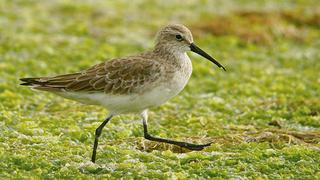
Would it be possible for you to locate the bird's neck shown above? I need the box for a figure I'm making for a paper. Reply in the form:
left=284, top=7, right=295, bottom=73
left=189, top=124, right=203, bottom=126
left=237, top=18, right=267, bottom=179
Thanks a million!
left=152, top=44, right=192, bottom=81
left=153, top=44, right=190, bottom=67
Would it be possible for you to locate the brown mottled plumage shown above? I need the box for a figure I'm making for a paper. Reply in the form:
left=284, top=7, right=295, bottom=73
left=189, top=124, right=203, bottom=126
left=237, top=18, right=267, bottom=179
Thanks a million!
left=20, top=24, right=225, bottom=163
left=21, top=55, right=163, bottom=94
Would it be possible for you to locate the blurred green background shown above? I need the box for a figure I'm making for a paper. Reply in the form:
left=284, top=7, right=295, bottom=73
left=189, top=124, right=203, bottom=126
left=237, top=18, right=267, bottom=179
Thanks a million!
left=0, top=0, right=319, bottom=179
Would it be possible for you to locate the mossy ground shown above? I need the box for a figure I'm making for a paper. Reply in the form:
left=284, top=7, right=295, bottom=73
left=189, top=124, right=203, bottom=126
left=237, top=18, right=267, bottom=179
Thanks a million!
left=1, top=0, right=320, bottom=179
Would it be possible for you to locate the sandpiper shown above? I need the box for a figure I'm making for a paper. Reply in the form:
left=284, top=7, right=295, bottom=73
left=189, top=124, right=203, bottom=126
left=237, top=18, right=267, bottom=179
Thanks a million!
left=20, top=24, right=226, bottom=163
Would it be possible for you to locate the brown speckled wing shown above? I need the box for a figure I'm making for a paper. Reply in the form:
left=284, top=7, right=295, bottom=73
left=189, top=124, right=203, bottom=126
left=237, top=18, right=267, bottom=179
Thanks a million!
left=33, top=58, right=162, bottom=95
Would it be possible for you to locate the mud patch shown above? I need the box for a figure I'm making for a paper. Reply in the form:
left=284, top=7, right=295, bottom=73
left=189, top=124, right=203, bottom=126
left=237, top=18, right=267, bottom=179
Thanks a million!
left=192, top=9, right=320, bottom=45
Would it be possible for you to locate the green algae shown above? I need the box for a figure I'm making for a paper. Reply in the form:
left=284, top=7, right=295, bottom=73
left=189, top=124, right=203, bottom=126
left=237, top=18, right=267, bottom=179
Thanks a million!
left=0, top=0, right=319, bottom=179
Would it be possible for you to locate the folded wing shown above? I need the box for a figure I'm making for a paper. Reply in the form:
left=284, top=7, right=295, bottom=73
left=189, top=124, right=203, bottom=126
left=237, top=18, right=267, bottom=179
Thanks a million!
left=20, top=58, right=162, bottom=95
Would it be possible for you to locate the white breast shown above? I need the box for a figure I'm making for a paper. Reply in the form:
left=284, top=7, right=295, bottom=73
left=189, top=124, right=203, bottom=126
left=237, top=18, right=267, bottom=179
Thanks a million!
left=169, top=52, right=193, bottom=93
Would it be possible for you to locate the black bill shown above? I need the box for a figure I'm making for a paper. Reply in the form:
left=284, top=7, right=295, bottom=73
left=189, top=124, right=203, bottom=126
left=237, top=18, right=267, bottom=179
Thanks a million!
left=190, top=43, right=226, bottom=71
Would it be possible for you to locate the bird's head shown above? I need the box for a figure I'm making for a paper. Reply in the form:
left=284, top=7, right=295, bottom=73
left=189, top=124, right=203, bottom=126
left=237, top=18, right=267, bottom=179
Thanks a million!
left=155, top=24, right=226, bottom=71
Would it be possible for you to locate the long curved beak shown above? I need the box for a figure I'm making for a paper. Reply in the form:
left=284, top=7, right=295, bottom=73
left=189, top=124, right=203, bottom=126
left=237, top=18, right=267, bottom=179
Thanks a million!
left=190, top=43, right=226, bottom=71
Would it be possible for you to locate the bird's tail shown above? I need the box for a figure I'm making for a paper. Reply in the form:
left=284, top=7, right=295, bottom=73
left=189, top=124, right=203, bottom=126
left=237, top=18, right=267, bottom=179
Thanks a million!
left=20, top=72, right=84, bottom=92
left=20, top=77, right=63, bottom=92
left=20, top=77, right=44, bottom=86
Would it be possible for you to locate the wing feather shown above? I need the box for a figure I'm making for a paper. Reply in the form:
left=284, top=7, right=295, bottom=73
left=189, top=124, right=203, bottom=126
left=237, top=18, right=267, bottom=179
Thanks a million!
left=26, top=57, right=163, bottom=95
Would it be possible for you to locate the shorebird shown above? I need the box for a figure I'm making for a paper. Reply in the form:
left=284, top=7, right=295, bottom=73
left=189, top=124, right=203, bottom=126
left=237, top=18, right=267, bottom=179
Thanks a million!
left=20, top=24, right=226, bottom=163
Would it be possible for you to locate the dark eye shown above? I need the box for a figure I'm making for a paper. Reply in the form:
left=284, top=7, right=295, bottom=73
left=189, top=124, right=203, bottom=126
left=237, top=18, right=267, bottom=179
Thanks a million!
left=175, top=34, right=183, bottom=41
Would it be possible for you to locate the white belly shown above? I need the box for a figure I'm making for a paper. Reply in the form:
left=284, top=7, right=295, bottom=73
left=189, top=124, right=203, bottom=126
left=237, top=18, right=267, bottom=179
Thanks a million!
left=59, top=72, right=190, bottom=114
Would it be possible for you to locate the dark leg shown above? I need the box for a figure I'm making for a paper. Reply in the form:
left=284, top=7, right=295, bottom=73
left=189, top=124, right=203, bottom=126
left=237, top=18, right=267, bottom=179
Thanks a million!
left=91, top=115, right=113, bottom=163
left=141, top=110, right=211, bottom=151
